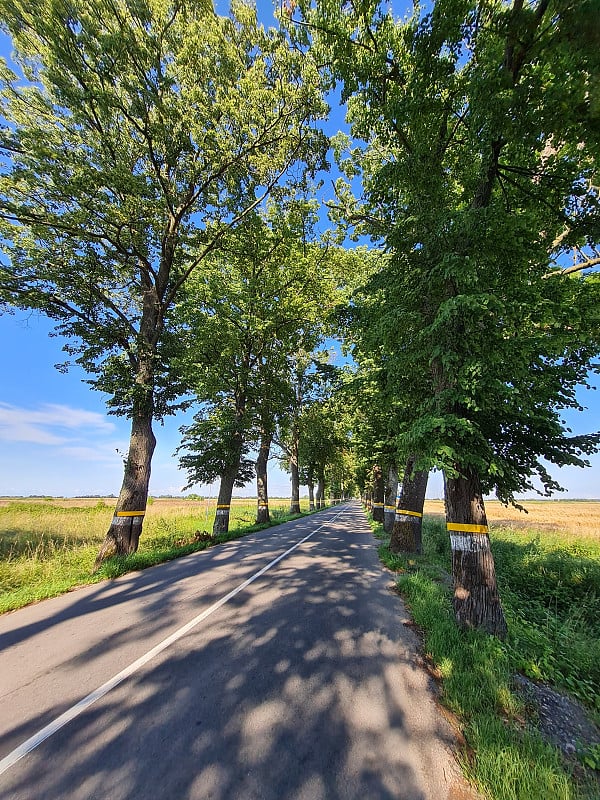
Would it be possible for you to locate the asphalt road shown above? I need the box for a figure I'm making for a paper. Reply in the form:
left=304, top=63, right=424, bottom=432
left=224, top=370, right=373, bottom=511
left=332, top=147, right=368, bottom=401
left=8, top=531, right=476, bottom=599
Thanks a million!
left=0, top=501, right=464, bottom=799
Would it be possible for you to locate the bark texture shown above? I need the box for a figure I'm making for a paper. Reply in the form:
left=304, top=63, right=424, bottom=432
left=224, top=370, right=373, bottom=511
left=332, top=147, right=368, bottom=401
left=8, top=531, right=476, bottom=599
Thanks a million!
left=94, top=397, right=156, bottom=568
left=255, top=432, right=271, bottom=525
left=213, top=425, right=245, bottom=535
left=371, top=464, right=385, bottom=522
left=389, top=458, right=427, bottom=554
left=307, top=479, right=315, bottom=511
left=289, top=429, right=301, bottom=514
left=213, top=470, right=237, bottom=535
left=383, top=464, right=398, bottom=534
left=316, top=469, right=325, bottom=508
left=445, top=468, right=507, bottom=637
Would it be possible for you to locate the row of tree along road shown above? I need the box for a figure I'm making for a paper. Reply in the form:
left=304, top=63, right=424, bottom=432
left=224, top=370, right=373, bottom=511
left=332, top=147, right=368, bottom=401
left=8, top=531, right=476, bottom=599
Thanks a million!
left=1, top=0, right=599, bottom=636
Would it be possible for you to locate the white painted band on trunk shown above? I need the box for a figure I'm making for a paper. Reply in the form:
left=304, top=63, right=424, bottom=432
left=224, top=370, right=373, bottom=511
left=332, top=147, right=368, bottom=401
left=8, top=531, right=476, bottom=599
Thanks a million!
left=0, top=504, right=350, bottom=777
left=450, top=533, right=490, bottom=553
left=215, top=509, right=229, bottom=516
left=111, top=516, right=137, bottom=527
left=395, top=513, right=420, bottom=523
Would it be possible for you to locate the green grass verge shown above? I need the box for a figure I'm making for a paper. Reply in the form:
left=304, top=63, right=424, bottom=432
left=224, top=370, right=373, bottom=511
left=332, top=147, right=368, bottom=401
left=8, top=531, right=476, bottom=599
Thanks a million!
left=375, top=516, right=600, bottom=800
left=0, top=502, right=314, bottom=614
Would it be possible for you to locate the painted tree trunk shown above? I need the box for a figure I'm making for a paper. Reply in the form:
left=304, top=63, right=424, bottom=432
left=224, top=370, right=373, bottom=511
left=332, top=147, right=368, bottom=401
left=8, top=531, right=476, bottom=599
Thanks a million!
left=289, top=430, right=301, bottom=514
left=316, top=469, right=325, bottom=508
left=383, top=464, right=398, bottom=533
left=444, top=468, right=507, bottom=638
left=213, top=470, right=237, bottom=535
left=371, top=464, right=385, bottom=522
left=95, top=378, right=156, bottom=568
left=389, top=457, right=428, bottom=554
left=255, top=432, right=271, bottom=525
left=307, top=475, right=315, bottom=511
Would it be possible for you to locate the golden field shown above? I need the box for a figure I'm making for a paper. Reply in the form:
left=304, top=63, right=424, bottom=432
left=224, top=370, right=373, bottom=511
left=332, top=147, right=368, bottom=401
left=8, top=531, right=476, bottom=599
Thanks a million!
left=424, top=499, right=600, bottom=540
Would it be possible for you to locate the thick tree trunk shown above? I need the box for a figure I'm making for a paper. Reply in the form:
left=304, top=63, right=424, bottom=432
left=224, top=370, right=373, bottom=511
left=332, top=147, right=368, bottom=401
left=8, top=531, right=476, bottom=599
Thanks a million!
left=213, top=421, right=245, bottom=535
left=255, top=431, right=271, bottom=525
left=213, top=466, right=239, bottom=535
left=371, top=464, right=385, bottom=522
left=444, top=468, right=507, bottom=638
left=383, top=463, right=398, bottom=533
left=389, top=457, right=428, bottom=554
left=94, top=407, right=156, bottom=567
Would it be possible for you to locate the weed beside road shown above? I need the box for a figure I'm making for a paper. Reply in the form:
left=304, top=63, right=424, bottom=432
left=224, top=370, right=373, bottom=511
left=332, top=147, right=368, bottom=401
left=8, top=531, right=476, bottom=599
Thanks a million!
left=376, top=515, right=600, bottom=800
left=0, top=497, right=310, bottom=613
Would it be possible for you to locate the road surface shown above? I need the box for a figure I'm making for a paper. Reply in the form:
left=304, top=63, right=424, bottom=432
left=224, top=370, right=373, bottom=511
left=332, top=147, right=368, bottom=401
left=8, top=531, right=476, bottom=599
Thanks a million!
left=0, top=501, right=467, bottom=799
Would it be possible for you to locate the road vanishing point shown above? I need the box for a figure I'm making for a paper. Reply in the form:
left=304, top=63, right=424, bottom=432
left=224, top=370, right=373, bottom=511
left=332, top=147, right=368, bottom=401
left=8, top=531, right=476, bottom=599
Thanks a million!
left=0, top=501, right=470, bottom=800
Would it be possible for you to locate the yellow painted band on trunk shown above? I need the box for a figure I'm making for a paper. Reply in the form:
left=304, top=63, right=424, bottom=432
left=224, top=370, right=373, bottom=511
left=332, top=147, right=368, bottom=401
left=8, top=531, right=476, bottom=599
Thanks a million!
left=217, top=505, right=230, bottom=510
left=446, top=523, right=488, bottom=534
left=115, top=511, right=146, bottom=517
left=384, top=505, right=396, bottom=511
left=397, top=509, right=423, bottom=518
left=372, top=503, right=384, bottom=508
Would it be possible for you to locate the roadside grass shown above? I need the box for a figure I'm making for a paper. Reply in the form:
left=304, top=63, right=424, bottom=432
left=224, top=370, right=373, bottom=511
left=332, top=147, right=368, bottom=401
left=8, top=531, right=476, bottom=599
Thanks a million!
left=0, top=498, right=312, bottom=613
left=375, top=517, right=600, bottom=800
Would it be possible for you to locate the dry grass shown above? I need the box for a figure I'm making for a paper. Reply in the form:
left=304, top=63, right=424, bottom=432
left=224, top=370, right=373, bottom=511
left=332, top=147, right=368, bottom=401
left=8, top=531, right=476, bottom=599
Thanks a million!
left=0, top=496, right=311, bottom=612
left=424, top=499, right=600, bottom=540
left=0, top=496, right=303, bottom=559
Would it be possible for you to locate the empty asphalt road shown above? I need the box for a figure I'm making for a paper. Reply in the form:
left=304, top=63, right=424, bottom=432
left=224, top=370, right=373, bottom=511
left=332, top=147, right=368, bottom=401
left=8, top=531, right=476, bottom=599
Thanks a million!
left=0, top=501, right=466, bottom=799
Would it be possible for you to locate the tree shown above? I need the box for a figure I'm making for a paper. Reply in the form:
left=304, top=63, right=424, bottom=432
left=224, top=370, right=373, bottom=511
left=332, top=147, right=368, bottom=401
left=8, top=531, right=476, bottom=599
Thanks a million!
left=294, top=0, right=600, bottom=635
left=177, top=205, right=336, bottom=531
left=298, top=394, right=353, bottom=507
left=0, top=0, right=327, bottom=562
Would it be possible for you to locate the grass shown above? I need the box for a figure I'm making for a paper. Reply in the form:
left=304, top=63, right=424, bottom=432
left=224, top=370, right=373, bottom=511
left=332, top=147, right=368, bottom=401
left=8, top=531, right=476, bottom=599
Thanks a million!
left=0, top=497, right=313, bottom=613
left=375, top=514, right=600, bottom=800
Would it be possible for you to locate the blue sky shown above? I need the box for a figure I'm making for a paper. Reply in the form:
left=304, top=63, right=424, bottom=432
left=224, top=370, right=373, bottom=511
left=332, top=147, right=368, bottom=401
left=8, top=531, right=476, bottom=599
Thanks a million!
left=0, top=1, right=598, bottom=500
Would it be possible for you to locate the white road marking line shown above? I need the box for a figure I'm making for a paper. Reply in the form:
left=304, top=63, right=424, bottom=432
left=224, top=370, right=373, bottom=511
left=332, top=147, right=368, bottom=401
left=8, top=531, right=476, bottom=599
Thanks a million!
left=0, top=505, right=350, bottom=776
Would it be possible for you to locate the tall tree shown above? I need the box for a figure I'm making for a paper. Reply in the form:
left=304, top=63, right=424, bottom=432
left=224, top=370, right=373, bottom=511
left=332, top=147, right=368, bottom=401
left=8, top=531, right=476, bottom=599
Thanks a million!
left=0, top=0, right=327, bottom=562
left=177, top=206, right=335, bottom=532
left=294, top=0, right=600, bottom=635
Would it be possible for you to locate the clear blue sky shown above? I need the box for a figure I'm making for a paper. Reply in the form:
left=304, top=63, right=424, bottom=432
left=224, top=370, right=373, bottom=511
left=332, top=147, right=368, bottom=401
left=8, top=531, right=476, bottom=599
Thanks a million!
left=0, top=1, right=598, bottom=500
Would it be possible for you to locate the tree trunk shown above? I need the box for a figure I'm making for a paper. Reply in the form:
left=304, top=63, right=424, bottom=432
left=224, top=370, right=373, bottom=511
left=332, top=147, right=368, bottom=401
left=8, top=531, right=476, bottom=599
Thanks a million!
left=383, top=463, right=398, bottom=533
left=289, top=429, right=301, bottom=514
left=94, top=407, right=156, bottom=568
left=307, top=469, right=315, bottom=511
left=444, top=468, right=507, bottom=638
left=316, top=468, right=325, bottom=508
left=389, top=456, right=428, bottom=554
left=213, top=420, right=245, bottom=535
left=371, top=464, right=385, bottom=522
left=255, top=431, right=272, bottom=525
left=213, top=467, right=239, bottom=535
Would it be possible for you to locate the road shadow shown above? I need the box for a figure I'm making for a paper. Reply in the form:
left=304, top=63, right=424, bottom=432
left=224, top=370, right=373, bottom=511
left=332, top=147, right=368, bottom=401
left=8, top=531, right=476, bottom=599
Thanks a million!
left=1, top=506, right=456, bottom=799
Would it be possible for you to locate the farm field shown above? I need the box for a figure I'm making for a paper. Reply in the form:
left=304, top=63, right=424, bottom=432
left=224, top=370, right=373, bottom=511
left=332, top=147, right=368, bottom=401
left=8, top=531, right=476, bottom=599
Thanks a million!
left=0, top=496, right=312, bottom=613
left=424, top=499, right=600, bottom=539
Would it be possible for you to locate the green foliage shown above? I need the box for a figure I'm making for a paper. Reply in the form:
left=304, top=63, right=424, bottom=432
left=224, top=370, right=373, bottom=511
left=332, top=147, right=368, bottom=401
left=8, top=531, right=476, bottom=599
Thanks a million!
left=0, top=0, right=328, bottom=421
left=295, top=0, right=600, bottom=504
left=177, top=405, right=255, bottom=488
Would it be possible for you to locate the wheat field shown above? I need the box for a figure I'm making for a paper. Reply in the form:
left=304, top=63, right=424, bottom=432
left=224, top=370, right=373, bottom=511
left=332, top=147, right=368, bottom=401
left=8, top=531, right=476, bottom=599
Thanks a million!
left=424, top=499, right=600, bottom=539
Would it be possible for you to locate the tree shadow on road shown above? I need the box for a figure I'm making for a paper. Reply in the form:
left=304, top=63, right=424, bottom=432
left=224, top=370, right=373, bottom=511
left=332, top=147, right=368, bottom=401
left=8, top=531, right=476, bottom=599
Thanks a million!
left=1, top=507, right=458, bottom=800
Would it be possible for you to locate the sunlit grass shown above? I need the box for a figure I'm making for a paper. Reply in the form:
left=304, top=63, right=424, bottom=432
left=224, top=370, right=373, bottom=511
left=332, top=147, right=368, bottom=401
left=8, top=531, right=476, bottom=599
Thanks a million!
left=377, top=515, right=600, bottom=800
left=0, top=497, right=312, bottom=613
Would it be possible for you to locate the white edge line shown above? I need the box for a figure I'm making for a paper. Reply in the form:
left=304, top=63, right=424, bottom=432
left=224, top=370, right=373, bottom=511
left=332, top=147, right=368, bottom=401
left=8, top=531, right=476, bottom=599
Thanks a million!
left=0, top=505, right=350, bottom=776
